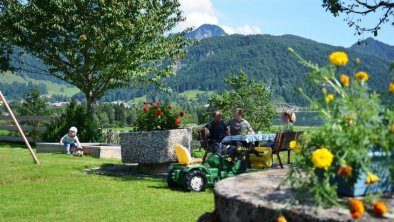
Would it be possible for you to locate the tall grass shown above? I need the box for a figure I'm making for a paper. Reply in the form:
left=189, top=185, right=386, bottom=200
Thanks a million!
left=0, top=143, right=214, bottom=222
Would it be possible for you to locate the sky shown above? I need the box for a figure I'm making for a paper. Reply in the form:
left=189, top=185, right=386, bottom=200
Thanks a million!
left=177, top=0, right=394, bottom=47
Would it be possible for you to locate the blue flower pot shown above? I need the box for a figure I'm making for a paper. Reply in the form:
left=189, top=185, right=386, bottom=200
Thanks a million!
left=336, top=151, right=394, bottom=197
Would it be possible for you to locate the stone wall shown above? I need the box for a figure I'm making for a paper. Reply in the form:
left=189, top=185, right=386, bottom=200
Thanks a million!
left=205, top=170, right=394, bottom=222
left=120, top=128, right=192, bottom=164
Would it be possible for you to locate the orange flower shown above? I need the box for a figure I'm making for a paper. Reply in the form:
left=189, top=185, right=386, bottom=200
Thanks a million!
left=349, top=199, right=365, bottom=219
left=174, top=118, right=181, bottom=125
left=143, top=106, right=149, bottom=113
left=389, top=83, right=394, bottom=93
left=276, top=215, right=287, bottom=222
left=340, top=74, right=350, bottom=87
left=337, top=165, right=352, bottom=177
left=355, top=71, right=369, bottom=82
left=373, top=201, right=388, bottom=217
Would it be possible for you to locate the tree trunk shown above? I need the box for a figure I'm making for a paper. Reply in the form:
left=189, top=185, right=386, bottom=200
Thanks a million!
left=85, top=92, right=95, bottom=118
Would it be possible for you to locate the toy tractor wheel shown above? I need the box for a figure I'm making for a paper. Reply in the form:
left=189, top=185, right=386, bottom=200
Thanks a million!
left=184, top=169, right=207, bottom=192
left=167, top=169, right=180, bottom=189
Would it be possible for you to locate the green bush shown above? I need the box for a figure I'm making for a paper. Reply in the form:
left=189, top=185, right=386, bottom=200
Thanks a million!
left=43, top=100, right=102, bottom=142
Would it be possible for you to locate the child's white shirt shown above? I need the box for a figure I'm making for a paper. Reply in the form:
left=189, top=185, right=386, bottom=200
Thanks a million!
left=61, top=134, right=81, bottom=147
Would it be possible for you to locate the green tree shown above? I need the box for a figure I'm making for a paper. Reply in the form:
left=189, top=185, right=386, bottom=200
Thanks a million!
left=0, top=0, right=191, bottom=116
left=322, top=0, right=394, bottom=37
left=208, top=71, right=276, bottom=132
left=18, top=88, right=50, bottom=116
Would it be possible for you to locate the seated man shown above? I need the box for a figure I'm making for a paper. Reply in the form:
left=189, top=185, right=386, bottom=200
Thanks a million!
left=227, top=108, right=254, bottom=136
left=204, top=111, right=229, bottom=153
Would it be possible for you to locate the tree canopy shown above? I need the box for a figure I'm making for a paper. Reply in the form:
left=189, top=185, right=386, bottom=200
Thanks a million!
left=0, top=0, right=191, bottom=115
left=322, top=0, right=394, bottom=37
left=208, top=71, right=276, bottom=132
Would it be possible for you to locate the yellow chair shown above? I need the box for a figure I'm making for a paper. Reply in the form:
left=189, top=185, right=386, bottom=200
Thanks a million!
left=175, top=144, right=202, bottom=165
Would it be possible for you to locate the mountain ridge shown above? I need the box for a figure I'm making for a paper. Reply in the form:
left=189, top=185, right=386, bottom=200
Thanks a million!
left=1, top=24, right=393, bottom=105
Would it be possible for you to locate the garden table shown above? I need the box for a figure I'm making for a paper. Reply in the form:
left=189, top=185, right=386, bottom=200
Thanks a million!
left=221, top=133, right=276, bottom=144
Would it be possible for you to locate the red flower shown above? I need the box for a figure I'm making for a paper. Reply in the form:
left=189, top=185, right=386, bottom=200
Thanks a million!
left=150, top=102, right=153, bottom=105
left=154, top=105, right=158, bottom=109
left=175, top=118, right=181, bottom=125
left=168, top=105, right=172, bottom=109
left=143, top=106, right=149, bottom=113
left=157, top=102, right=161, bottom=106
left=156, top=110, right=162, bottom=116
left=179, top=111, right=184, bottom=117
left=143, top=101, right=147, bottom=105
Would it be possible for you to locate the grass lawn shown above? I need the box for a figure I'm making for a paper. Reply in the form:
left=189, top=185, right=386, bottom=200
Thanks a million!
left=0, top=142, right=214, bottom=222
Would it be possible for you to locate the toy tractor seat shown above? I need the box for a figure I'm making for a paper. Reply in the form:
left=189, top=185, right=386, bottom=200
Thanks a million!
left=175, top=144, right=202, bottom=165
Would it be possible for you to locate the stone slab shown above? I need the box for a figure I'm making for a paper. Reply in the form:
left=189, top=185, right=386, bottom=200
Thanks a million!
left=209, top=169, right=394, bottom=222
left=36, top=142, right=121, bottom=159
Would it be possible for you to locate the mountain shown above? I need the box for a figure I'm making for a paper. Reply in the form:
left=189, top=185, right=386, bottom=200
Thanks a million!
left=350, top=37, right=394, bottom=61
left=166, top=34, right=393, bottom=105
left=185, top=24, right=228, bottom=40
left=1, top=26, right=393, bottom=105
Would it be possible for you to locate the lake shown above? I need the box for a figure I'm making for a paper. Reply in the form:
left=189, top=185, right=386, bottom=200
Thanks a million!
left=272, top=112, right=323, bottom=126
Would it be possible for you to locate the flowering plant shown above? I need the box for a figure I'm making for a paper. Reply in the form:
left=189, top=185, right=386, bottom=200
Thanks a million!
left=284, top=49, right=394, bottom=219
left=134, top=102, right=184, bottom=131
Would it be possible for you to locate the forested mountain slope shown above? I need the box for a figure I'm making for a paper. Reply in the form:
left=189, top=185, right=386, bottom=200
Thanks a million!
left=1, top=30, right=393, bottom=105
left=167, top=34, right=393, bottom=105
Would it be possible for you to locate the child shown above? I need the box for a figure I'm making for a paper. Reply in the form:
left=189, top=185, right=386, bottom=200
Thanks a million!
left=60, top=126, right=82, bottom=155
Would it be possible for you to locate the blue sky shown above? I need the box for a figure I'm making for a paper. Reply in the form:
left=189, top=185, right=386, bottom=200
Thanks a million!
left=178, top=0, right=394, bottom=47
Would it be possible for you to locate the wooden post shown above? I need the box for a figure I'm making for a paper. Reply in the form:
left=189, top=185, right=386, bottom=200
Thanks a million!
left=0, top=91, right=40, bottom=164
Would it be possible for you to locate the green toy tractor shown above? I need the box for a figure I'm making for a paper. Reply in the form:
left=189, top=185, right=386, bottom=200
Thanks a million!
left=167, top=143, right=260, bottom=192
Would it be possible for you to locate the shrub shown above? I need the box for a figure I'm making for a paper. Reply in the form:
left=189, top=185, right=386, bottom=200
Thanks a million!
left=43, top=100, right=102, bottom=142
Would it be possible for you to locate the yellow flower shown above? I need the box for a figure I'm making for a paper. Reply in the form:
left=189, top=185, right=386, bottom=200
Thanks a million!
left=340, top=74, right=350, bottom=87
left=289, top=140, right=301, bottom=152
left=276, top=215, right=287, bottom=222
left=329, top=51, right=348, bottom=66
left=391, top=124, right=394, bottom=133
left=289, top=141, right=297, bottom=149
left=349, top=199, right=365, bottom=219
left=389, top=83, right=394, bottom=93
left=325, top=94, right=334, bottom=103
left=311, top=147, right=334, bottom=170
left=355, top=71, right=369, bottom=82
left=365, top=172, right=380, bottom=185
left=373, top=201, right=388, bottom=217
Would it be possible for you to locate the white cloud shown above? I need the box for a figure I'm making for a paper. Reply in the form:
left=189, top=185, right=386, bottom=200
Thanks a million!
left=222, top=25, right=262, bottom=35
left=176, top=0, right=218, bottom=31
left=176, top=0, right=262, bottom=35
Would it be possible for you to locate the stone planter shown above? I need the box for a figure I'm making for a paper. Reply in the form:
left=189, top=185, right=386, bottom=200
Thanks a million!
left=119, top=128, right=192, bottom=164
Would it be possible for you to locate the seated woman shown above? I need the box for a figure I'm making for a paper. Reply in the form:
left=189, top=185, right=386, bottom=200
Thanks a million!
left=282, top=110, right=296, bottom=132
left=262, top=110, right=296, bottom=148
